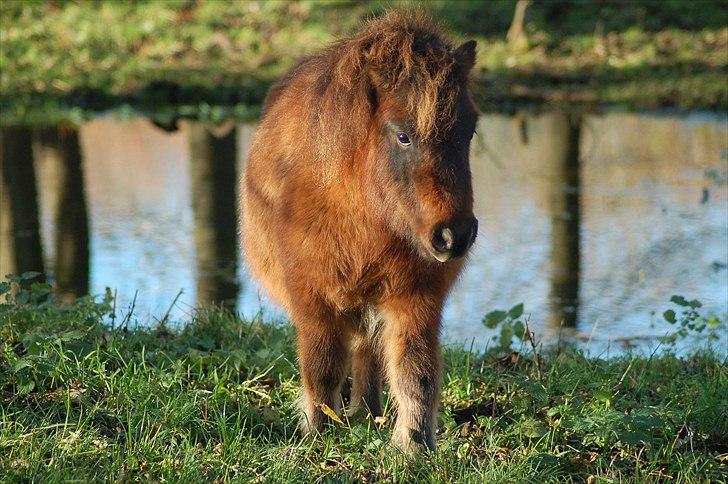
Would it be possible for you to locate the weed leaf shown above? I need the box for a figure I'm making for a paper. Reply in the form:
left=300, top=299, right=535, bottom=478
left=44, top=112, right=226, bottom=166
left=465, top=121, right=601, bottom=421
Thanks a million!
left=17, top=380, right=35, bottom=395
left=508, top=303, right=524, bottom=319
left=317, top=403, right=344, bottom=425
left=663, top=309, right=676, bottom=324
left=670, top=295, right=689, bottom=306
left=483, top=310, right=507, bottom=328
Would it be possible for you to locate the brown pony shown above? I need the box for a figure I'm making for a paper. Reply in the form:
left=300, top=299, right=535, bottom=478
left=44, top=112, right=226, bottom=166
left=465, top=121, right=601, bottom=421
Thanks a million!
left=241, top=11, right=478, bottom=451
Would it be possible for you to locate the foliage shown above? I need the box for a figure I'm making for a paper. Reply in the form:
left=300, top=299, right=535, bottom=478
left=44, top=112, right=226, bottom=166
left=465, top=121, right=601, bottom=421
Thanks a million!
left=483, top=299, right=727, bottom=357
left=662, top=294, right=726, bottom=344
left=482, top=302, right=529, bottom=353
left=0, top=0, right=726, bottom=125
left=1, top=275, right=726, bottom=481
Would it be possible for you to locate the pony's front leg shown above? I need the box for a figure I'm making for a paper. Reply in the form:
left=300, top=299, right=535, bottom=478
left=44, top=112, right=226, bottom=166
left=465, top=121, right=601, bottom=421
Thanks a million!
left=381, top=296, right=442, bottom=451
left=292, top=300, right=351, bottom=434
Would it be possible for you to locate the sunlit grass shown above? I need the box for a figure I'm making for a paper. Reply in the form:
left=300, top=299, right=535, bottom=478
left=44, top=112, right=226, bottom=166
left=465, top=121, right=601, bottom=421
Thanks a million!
left=0, top=2, right=726, bottom=126
left=1, top=276, right=726, bottom=481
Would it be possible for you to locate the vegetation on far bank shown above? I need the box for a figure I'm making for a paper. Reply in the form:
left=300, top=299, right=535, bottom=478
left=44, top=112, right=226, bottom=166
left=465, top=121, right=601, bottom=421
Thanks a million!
left=1, top=274, right=726, bottom=482
left=1, top=1, right=726, bottom=126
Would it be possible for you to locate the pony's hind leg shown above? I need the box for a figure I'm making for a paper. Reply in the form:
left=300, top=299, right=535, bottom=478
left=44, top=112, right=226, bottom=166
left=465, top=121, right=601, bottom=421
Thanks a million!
left=348, top=331, right=382, bottom=418
left=293, top=301, right=351, bottom=433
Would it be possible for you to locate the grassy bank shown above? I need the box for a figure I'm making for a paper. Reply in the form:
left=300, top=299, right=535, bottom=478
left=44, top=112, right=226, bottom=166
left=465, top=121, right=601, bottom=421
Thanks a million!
left=1, top=277, right=726, bottom=482
left=1, top=1, right=726, bottom=125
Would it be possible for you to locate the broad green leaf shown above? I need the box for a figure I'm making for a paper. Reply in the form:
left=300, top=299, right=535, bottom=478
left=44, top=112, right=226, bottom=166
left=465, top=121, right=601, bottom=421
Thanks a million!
left=670, top=295, right=689, bottom=306
left=663, top=309, right=676, bottom=324
left=59, top=330, right=85, bottom=342
left=520, top=417, right=546, bottom=438
left=508, top=303, right=524, bottom=319
left=15, top=291, right=29, bottom=305
left=546, top=406, right=563, bottom=417
left=593, top=390, right=612, bottom=404
left=12, top=359, right=33, bottom=372
left=621, top=430, right=649, bottom=445
left=17, top=380, right=35, bottom=395
left=255, top=348, right=271, bottom=360
left=628, top=414, right=667, bottom=429
left=529, top=453, right=559, bottom=467
left=483, top=310, right=507, bottom=328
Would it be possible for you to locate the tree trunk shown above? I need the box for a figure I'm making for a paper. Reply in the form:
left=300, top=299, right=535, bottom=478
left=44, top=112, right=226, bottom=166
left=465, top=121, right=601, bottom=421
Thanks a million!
left=507, top=0, right=530, bottom=46
left=593, top=16, right=607, bottom=57
left=547, top=113, right=582, bottom=330
left=0, top=126, right=45, bottom=284
left=188, top=122, right=239, bottom=310
left=34, top=125, right=90, bottom=300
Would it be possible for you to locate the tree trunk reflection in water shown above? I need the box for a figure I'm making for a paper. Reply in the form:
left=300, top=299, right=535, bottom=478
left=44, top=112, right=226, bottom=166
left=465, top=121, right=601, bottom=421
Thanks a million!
left=35, top=126, right=89, bottom=300
left=547, top=113, right=582, bottom=331
left=188, top=122, right=239, bottom=310
left=0, top=126, right=45, bottom=284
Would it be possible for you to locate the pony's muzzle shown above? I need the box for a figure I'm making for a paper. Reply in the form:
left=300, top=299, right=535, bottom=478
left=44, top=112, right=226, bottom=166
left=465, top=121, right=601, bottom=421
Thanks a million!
left=429, top=217, right=478, bottom=262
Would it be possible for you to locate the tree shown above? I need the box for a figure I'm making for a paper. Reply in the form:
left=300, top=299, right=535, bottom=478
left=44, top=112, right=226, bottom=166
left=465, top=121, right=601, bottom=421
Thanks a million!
left=507, top=0, right=530, bottom=47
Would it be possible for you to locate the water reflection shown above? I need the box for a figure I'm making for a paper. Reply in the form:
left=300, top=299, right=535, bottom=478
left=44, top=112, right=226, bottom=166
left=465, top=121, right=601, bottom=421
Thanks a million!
left=188, top=122, right=239, bottom=309
left=2, top=112, right=725, bottom=352
left=0, top=126, right=44, bottom=284
left=444, top=111, right=726, bottom=350
left=545, top=114, right=582, bottom=332
left=34, top=126, right=89, bottom=300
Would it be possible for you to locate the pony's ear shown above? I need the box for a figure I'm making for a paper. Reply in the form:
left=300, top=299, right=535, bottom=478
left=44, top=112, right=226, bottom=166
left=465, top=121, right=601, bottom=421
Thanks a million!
left=453, top=40, right=477, bottom=72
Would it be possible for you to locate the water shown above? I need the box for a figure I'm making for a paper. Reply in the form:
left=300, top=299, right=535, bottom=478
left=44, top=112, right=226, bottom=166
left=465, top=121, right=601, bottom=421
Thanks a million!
left=34, top=112, right=728, bottom=354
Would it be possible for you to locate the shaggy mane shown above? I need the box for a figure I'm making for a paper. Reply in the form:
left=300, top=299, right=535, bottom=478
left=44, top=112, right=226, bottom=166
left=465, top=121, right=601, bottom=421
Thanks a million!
left=338, top=11, right=463, bottom=140
left=302, top=10, right=470, bottom=158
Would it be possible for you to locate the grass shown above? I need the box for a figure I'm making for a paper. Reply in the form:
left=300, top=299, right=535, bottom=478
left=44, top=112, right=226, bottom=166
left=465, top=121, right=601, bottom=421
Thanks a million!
left=1, top=275, right=727, bottom=482
left=0, top=1, right=726, bottom=126
left=473, top=27, right=728, bottom=112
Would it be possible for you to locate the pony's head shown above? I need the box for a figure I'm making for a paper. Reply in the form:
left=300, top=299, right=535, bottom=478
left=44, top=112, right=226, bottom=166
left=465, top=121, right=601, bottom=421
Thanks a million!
left=326, top=12, right=478, bottom=262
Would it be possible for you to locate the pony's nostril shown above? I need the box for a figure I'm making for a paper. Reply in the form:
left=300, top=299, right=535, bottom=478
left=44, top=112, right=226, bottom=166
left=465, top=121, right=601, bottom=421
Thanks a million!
left=430, top=219, right=476, bottom=261
left=431, top=225, right=454, bottom=253
left=441, top=228, right=454, bottom=251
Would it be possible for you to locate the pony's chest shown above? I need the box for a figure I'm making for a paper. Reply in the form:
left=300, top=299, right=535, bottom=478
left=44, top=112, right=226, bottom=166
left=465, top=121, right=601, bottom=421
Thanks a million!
left=323, top=248, right=422, bottom=310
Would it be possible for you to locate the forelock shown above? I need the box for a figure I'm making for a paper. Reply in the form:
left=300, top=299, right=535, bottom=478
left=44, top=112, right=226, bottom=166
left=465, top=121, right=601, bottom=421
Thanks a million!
left=333, top=10, right=468, bottom=140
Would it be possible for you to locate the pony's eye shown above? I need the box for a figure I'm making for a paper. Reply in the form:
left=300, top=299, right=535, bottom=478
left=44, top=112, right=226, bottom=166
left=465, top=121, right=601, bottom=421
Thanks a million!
left=396, top=132, right=411, bottom=146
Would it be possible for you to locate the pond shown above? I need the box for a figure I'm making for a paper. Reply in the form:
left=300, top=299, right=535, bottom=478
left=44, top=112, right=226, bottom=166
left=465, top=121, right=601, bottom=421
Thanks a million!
left=32, top=111, right=728, bottom=354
